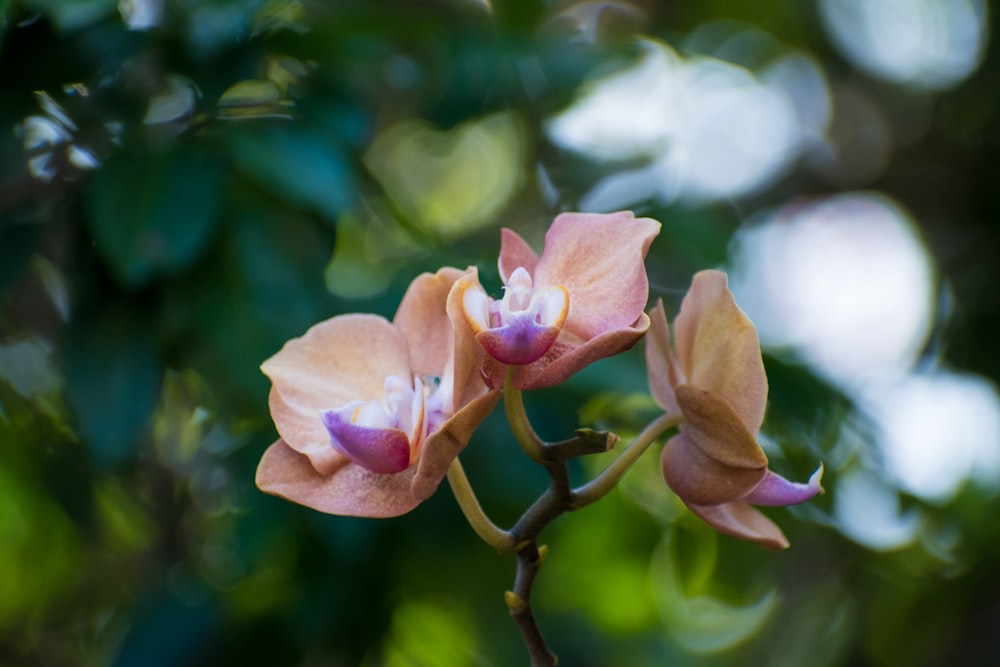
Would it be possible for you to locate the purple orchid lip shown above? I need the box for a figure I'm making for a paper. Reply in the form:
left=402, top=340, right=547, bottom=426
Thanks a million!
left=322, top=408, right=412, bottom=474
left=459, top=269, right=569, bottom=366
left=475, top=317, right=562, bottom=365
left=743, top=465, right=825, bottom=506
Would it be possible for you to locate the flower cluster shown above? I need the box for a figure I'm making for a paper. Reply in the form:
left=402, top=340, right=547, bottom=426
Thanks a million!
left=256, top=211, right=822, bottom=549
left=645, top=270, right=823, bottom=549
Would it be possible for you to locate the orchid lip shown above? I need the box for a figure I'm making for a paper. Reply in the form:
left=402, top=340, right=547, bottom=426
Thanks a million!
left=743, top=464, right=825, bottom=506
left=475, top=317, right=561, bottom=365
left=320, top=374, right=453, bottom=475
left=322, top=407, right=412, bottom=474
left=460, top=267, right=569, bottom=365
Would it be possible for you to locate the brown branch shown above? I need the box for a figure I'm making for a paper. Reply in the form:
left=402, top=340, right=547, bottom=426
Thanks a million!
left=506, top=542, right=558, bottom=667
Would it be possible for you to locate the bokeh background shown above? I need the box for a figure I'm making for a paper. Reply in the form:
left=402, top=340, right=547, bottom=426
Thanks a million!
left=2, top=0, right=999, bottom=665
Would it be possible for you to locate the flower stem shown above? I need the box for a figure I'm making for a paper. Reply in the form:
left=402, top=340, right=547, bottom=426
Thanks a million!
left=572, top=412, right=682, bottom=509
left=506, top=541, right=558, bottom=667
left=454, top=386, right=683, bottom=664
left=503, top=367, right=547, bottom=464
left=446, top=457, right=518, bottom=553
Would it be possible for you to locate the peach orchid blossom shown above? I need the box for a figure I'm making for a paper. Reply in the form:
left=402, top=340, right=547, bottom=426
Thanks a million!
left=456, top=210, right=661, bottom=390
left=256, top=267, right=499, bottom=517
left=645, top=270, right=823, bottom=549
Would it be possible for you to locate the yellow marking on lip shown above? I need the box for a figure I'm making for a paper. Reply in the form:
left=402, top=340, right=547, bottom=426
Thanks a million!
left=459, top=280, right=489, bottom=334
left=553, top=284, right=570, bottom=328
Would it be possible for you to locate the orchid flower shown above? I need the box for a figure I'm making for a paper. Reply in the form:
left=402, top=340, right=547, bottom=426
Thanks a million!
left=646, top=270, right=823, bottom=549
left=256, top=267, right=499, bottom=517
left=456, top=210, right=661, bottom=389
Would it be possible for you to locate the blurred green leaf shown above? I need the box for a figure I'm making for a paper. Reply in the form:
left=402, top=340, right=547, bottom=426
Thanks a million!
left=227, top=127, right=353, bottom=219
left=364, top=112, right=525, bottom=240
left=324, top=207, right=422, bottom=299
left=174, top=200, right=334, bottom=408
left=94, top=475, right=158, bottom=554
left=85, top=148, right=225, bottom=288
left=63, top=302, right=162, bottom=467
left=538, top=488, right=661, bottom=636
left=20, top=0, right=116, bottom=31
left=217, top=79, right=295, bottom=121
left=0, top=462, right=80, bottom=626
left=0, top=219, right=43, bottom=294
left=651, top=531, right=777, bottom=654
left=375, top=597, right=483, bottom=667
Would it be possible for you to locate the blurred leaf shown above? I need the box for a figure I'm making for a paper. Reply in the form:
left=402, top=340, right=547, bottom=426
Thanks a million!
left=0, top=219, right=43, bottom=294
left=0, top=458, right=80, bottom=626
left=174, top=200, right=334, bottom=408
left=538, top=488, right=660, bottom=635
left=651, top=532, right=777, bottom=654
left=113, top=591, right=223, bottom=667
left=364, top=112, right=525, bottom=239
left=85, top=148, right=225, bottom=288
left=375, top=597, right=482, bottom=667
left=63, top=302, right=162, bottom=467
left=20, top=0, right=117, bottom=30
left=252, top=0, right=308, bottom=35
left=94, top=475, right=158, bottom=554
left=0, top=337, right=59, bottom=398
left=227, top=127, right=353, bottom=219
left=217, top=79, right=295, bottom=121
left=324, top=207, right=421, bottom=299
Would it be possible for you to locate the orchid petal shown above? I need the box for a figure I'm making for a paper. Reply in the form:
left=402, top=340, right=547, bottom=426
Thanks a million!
left=256, top=439, right=420, bottom=517
left=322, top=409, right=412, bottom=474
left=645, top=299, right=680, bottom=415
left=261, top=314, right=411, bottom=472
left=533, top=211, right=660, bottom=340
left=446, top=268, right=496, bottom=409
left=509, top=312, right=651, bottom=390
left=498, top=227, right=540, bottom=283
left=673, top=270, right=767, bottom=434
left=674, top=385, right=769, bottom=469
left=410, top=387, right=503, bottom=501
left=744, top=464, right=824, bottom=507
left=266, top=386, right=344, bottom=475
left=685, top=501, right=791, bottom=550
left=460, top=281, right=492, bottom=333
left=395, top=267, right=465, bottom=379
left=258, top=266, right=499, bottom=518
left=661, top=432, right=768, bottom=506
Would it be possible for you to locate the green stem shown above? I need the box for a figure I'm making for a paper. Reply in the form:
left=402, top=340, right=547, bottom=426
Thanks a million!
left=504, top=367, right=547, bottom=463
left=453, top=379, right=683, bottom=665
left=447, top=457, right=518, bottom=553
left=572, top=412, right=682, bottom=509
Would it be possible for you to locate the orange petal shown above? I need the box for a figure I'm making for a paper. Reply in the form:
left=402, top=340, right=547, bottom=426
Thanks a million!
left=446, top=268, right=495, bottom=410
left=261, top=314, right=411, bottom=460
left=394, top=267, right=465, bottom=379
left=685, top=501, right=791, bottom=550
left=498, top=227, right=540, bottom=283
left=661, top=431, right=767, bottom=506
left=645, top=299, right=680, bottom=415
left=256, top=439, right=421, bottom=518
left=533, top=211, right=660, bottom=341
left=410, top=387, right=502, bottom=501
left=510, top=312, right=650, bottom=390
left=672, top=270, right=767, bottom=434
left=266, top=386, right=344, bottom=475
left=674, top=384, right=768, bottom=469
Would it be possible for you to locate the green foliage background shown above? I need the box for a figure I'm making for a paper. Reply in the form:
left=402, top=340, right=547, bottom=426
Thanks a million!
left=2, top=1, right=999, bottom=665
